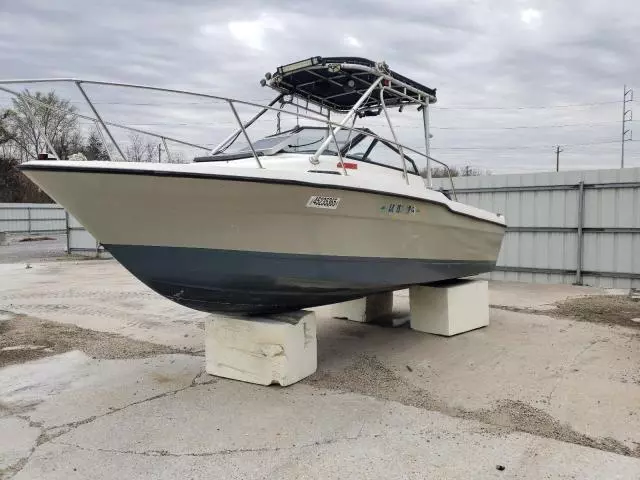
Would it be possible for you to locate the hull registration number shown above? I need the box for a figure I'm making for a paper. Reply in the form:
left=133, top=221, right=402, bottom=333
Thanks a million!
left=306, top=196, right=340, bottom=209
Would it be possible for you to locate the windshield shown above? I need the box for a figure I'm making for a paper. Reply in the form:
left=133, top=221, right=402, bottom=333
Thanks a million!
left=344, top=136, right=418, bottom=173
left=219, top=126, right=418, bottom=174
left=226, top=128, right=358, bottom=156
left=282, top=129, right=357, bottom=154
left=227, top=132, right=294, bottom=153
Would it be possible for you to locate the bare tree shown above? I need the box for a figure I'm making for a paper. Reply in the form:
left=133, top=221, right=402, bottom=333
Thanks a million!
left=0, top=108, right=52, bottom=202
left=5, top=90, right=82, bottom=161
left=157, top=144, right=186, bottom=163
left=144, top=141, right=157, bottom=163
left=125, top=133, right=172, bottom=162
left=460, top=165, right=486, bottom=176
left=168, top=150, right=186, bottom=163
left=125, top=133, right=149, bottom=162
left=426, top=165, right=489, bottom=178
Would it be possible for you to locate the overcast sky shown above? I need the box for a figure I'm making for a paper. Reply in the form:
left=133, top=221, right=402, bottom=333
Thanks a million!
left=0, top=0, right=638, bottom=173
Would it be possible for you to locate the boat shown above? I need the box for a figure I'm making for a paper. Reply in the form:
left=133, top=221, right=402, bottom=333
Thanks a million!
left=8, top=56, right=506, bottom=314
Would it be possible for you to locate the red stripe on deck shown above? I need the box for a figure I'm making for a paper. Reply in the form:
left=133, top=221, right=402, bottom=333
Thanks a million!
left=338, top=162, right=358, bottom=169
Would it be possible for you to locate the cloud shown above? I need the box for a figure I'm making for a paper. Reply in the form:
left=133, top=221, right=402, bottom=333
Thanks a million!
left=344, top=35, right=363, bottom=48
left=0, top=0, right=638, bottom=172
left=224, top=14, right=284, bottom=51
left=520, top=8, right=542, bottom=27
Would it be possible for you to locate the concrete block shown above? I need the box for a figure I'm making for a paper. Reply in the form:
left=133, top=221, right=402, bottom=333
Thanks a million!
left=331, top=292, right=393, bottom=323
left=205, top=310, right=317, bottom=386
left=409, top=279, right=489, bottom=336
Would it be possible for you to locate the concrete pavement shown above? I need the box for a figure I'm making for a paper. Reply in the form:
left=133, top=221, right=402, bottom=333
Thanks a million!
left=1, top=260, right=639, bottom=479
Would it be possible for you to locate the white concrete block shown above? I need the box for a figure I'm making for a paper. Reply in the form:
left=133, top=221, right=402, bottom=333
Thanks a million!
left=205, top=310, right=317, bottom=386
left=409, top=279, right=489, bottom=336
left=331, top=292, right=393, bottom=323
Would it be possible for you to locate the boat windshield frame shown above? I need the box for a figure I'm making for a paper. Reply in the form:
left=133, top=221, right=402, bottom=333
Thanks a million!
left=195, top=126, right=420, bottom=175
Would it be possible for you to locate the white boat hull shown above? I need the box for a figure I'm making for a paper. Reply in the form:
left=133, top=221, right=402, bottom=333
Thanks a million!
left=21, top=162, right=505, bottom=313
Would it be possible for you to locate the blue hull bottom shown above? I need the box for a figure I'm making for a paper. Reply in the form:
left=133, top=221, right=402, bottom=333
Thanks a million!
left=104, top=245, right=495, bottom=314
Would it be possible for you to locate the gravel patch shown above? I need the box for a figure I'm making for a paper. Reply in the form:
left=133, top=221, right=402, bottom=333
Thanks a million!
left=0, top=233, right=67, bottom=264
left=492, top=294, right=640, bottom=330
left=307, top=354, right=640, bottom=458
left=464, top=400, right=638, bottom=458
left=553, top=295, right=640, bottom=329
left=0, top=312, right=183, bottom=368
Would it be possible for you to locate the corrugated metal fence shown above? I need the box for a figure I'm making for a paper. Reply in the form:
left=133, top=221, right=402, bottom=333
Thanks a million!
left=433, top=167, right=640, bottom=289
left=0, top=203, right=104, bottom=256
left=0, top=203, right=65, bottom=233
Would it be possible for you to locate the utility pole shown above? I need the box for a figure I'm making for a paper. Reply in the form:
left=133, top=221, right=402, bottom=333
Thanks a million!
left=555, top=145, right=563, bottom=172
left=621, top=84, right=633, bottom=168
left=158, top=143, right=162, bottom=163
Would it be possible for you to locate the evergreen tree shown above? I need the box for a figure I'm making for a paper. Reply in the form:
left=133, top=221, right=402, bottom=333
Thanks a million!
left=84, top=130, right=110, bottom=160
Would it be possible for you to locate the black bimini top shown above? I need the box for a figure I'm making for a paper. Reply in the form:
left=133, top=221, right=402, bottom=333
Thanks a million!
left=267, top=56, right=437, bottom=113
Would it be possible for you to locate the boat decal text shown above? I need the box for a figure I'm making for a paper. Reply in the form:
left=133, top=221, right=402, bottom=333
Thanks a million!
left=307, top=196, right=341, bottom=209
left=380, top=203, right=418, bottom=215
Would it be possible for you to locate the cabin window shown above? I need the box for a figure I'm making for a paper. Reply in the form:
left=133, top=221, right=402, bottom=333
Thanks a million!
left=346, top=138, right=417, bottom=173
left=282, top=129, right=354, bottom=154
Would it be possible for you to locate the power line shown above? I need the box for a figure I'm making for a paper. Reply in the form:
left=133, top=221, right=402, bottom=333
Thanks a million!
left=75, top=119, right=634, bottom=130
left=389, top=120, right=629, bottom=131
left=0, top=96, right=631, bottom=110
left=438, top=100, right=628, bottom=111
left=430, top=139, right=631, bottom=151
left=435, top=120, right=631, bottom=130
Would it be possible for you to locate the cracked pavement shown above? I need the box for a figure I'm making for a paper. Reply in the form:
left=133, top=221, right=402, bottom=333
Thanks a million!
left=1, top=261, right=640, bottom=479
